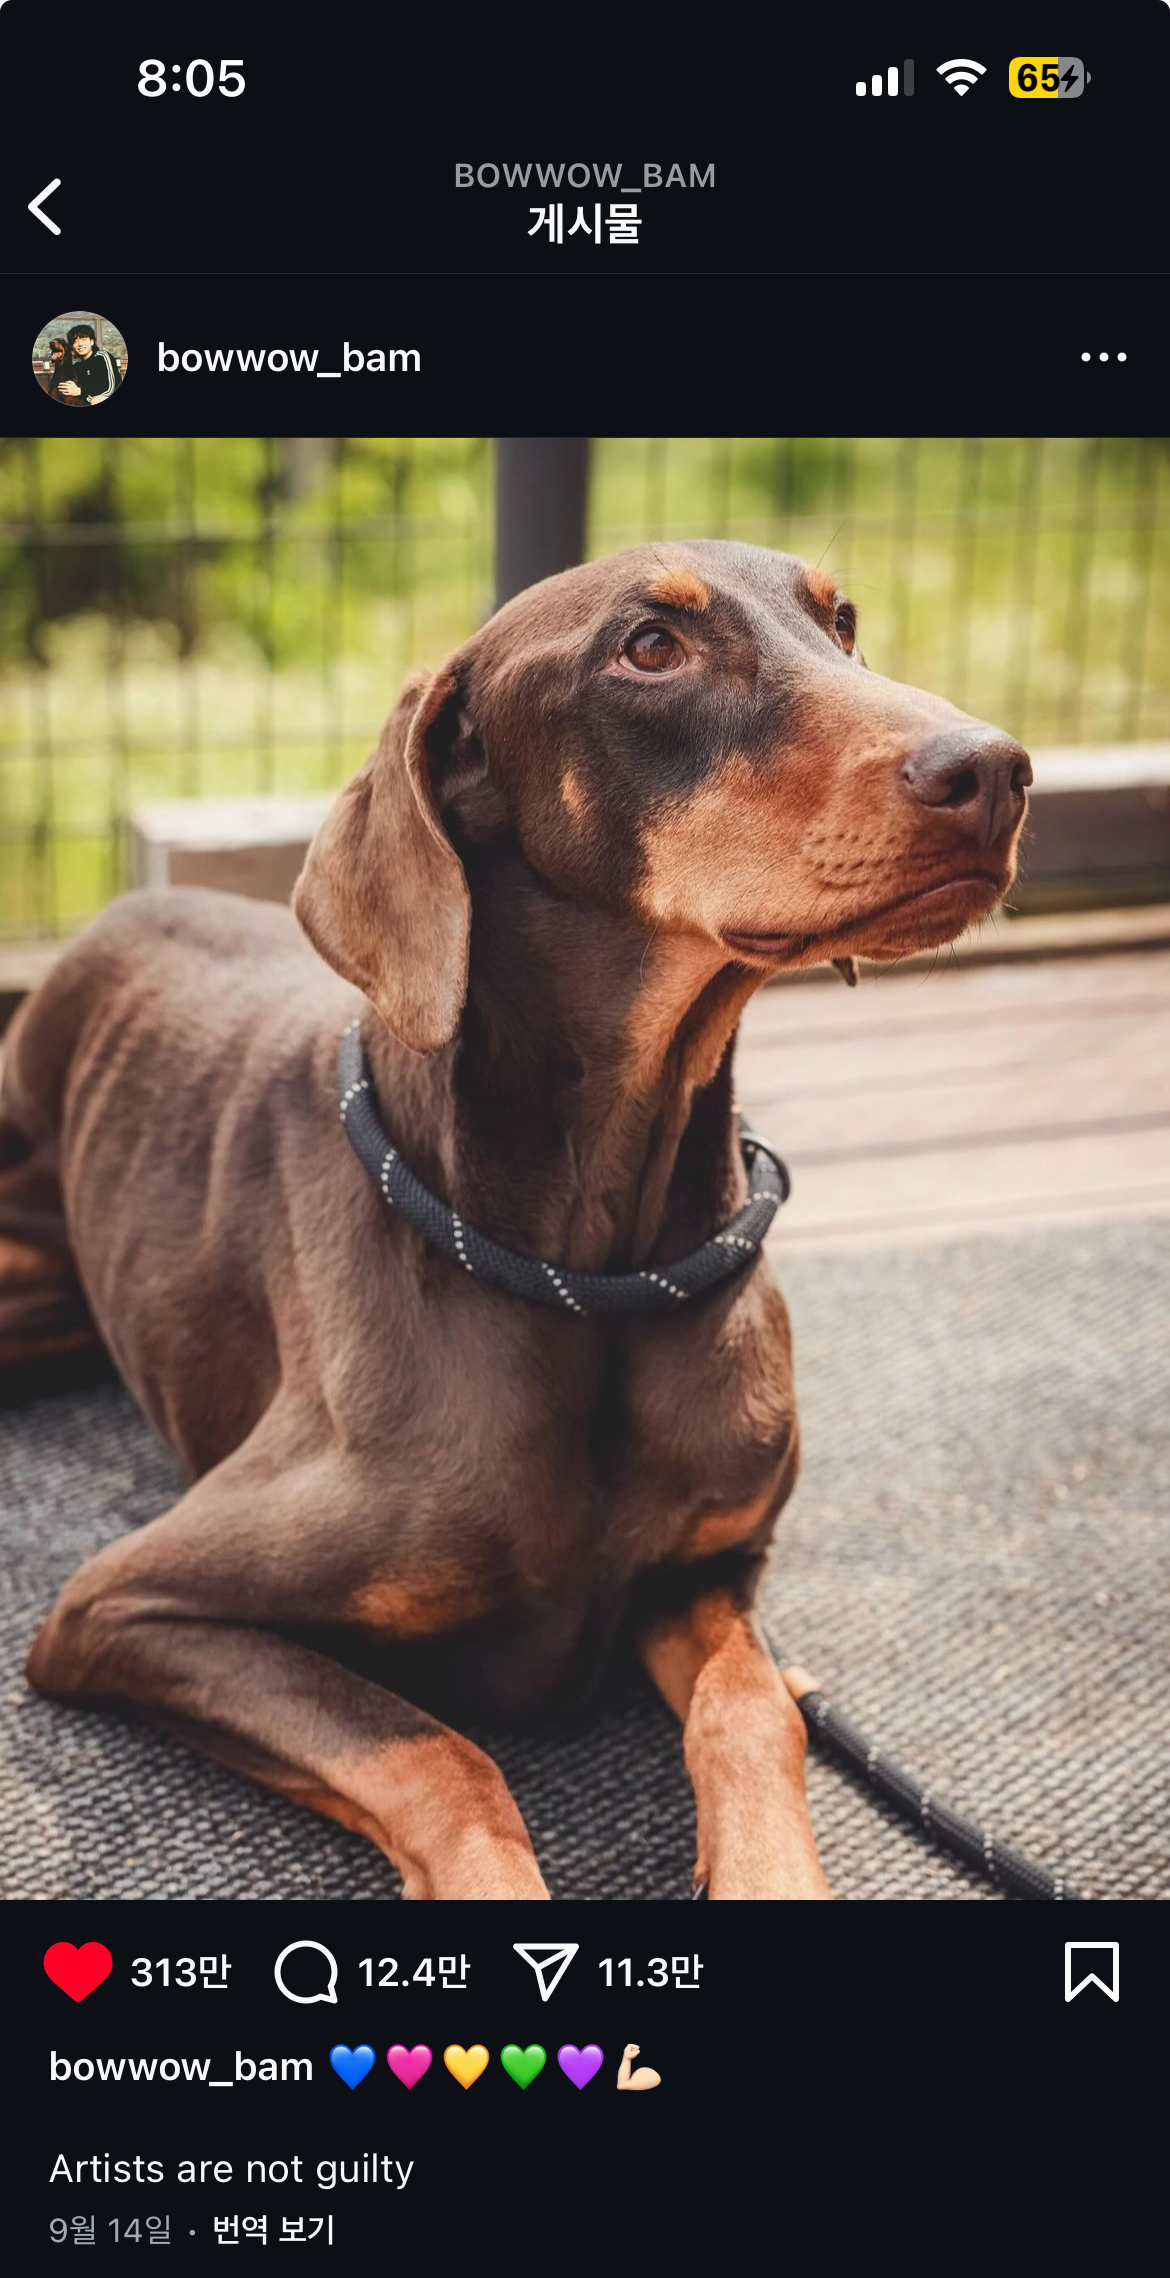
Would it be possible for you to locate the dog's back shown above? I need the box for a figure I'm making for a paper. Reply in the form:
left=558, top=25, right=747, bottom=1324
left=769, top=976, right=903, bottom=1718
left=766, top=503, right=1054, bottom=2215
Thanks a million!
left=2, top=890, right=355, bottom=1464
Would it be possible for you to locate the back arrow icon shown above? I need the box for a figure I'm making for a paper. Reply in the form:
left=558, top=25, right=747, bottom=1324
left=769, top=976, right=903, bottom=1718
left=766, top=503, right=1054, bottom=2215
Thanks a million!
left=28, top=179, right=62, bottom=235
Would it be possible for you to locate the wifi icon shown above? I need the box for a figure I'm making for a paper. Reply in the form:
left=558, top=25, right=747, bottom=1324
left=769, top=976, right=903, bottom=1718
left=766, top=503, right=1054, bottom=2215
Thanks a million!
left=937, top=58, right=986, bottom=95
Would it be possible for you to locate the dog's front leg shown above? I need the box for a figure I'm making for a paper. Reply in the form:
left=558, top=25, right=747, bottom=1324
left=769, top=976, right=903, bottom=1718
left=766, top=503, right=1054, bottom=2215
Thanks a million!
left=641, top=1587, right=831, bottom=1900
left=26, top=1418, right=548, bottom=1902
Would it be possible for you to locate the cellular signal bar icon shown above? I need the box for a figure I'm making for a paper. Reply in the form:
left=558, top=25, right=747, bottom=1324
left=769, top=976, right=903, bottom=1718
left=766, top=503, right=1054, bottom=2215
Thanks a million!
left=855, top=62, right=914, bottom=97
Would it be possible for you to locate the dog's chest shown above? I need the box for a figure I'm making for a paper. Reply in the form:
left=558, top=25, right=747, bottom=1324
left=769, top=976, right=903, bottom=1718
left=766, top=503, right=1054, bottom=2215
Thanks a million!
left=573, top=1271, right=797, bottom=1574
left=343, top=1261, right=797, bottom=1708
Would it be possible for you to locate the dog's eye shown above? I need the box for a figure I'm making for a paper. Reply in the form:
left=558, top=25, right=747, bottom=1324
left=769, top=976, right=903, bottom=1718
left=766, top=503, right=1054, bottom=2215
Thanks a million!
left=623, top=625, right=687, bottom=674
left=835, top=602, right=857, bottom=654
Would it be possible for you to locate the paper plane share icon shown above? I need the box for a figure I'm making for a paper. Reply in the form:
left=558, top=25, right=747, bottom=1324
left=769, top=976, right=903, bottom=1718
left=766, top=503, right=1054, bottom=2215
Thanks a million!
left=513, top=1942, right=579, bottom=2002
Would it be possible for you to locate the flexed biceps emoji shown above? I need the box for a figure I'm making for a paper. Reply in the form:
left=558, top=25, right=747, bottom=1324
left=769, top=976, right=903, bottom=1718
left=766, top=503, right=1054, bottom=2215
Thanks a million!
left=617, top=2042, right=661, bottom=2091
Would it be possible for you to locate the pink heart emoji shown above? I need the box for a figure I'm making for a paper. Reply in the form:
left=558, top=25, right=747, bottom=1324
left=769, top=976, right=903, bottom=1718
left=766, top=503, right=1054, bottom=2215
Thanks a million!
left=386, top=2043, right=433, bottom=2089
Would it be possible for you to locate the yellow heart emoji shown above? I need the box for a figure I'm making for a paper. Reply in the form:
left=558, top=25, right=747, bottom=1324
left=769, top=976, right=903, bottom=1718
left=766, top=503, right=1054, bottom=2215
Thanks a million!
left=444, top=2044, right=490, bottom=2089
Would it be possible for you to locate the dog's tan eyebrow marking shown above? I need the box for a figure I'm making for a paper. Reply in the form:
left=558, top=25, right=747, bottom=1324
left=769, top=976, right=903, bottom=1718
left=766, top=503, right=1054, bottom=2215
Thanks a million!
left=647, top=566, right=710, bottom=612
left=805, top=567, right=838, bottom=610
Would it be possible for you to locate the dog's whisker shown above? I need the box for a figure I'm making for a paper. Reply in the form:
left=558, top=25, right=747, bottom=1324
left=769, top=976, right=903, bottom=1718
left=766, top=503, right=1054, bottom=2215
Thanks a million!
left=815, top=518, right=850, bottom=569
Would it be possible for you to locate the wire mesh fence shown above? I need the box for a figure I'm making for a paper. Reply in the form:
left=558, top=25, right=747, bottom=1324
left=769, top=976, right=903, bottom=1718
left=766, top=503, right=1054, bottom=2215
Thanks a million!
left=1, top=435, right=1166, bottom=940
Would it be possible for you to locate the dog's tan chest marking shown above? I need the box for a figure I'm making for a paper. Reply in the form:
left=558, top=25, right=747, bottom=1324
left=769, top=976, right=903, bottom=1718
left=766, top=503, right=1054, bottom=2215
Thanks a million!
left=348, top=1575, right=487, bottom=1639
left=560, top=768, right=589, bottom=819
left=672, top=1494, right=774, bottom=1565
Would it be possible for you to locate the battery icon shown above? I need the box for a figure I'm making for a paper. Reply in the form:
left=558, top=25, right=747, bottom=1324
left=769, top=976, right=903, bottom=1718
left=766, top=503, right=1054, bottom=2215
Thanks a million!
left=855, top=62, right=915, bottom=96
left=1009, top=57, right=1086, bottom=98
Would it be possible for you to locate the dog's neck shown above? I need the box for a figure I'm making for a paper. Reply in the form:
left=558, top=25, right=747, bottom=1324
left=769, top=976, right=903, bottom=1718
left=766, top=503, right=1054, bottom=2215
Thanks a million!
left=363, top=842, right=761, bottom=1274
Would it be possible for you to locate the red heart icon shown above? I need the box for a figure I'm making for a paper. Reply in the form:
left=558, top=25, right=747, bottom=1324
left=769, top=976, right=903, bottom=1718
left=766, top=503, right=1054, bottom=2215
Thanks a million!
left=43, top=1942, right=113, bottom=2003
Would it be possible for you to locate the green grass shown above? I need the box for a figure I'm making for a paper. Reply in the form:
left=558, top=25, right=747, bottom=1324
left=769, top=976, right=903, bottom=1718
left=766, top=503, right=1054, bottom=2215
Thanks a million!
left=1, top=437, right=1167, bottom=937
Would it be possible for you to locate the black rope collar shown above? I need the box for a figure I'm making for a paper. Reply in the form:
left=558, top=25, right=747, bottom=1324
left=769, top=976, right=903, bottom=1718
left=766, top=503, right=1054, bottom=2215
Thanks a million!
left=337, top=1019, right=790, bottom=1316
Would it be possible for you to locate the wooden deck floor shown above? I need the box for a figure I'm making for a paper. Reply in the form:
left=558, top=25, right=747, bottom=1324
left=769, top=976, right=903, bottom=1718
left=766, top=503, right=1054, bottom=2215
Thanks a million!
left=739, top=943, right=1170, bottom=1251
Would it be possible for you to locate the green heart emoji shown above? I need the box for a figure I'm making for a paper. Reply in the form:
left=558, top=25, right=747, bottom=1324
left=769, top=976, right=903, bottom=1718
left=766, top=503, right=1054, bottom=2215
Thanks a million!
left=500, top=2043, right=547, bottom=2089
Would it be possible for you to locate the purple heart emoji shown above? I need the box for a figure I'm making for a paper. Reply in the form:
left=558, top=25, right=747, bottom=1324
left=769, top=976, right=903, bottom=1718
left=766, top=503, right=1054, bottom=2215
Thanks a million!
left=387, top=2044, right=432, bottom=2089
left=557, top=2043, right=603, bottom=2089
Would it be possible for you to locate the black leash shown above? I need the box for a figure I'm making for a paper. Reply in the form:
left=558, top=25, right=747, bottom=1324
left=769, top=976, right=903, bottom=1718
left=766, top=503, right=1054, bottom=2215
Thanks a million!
left=693, top=1665, right=1085, bottom=1901
left=338, top=1020, right=789, bottom=1314
left=338, top=1021, right=1085, bottom=1903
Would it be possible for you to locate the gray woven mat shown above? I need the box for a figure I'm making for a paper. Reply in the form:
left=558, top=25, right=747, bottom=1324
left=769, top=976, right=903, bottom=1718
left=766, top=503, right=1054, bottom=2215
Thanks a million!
left=3, top=1216, right=1167, bottom=1901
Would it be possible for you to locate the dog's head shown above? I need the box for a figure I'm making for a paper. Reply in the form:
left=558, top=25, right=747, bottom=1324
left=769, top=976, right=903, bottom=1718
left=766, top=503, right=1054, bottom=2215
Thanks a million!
left=295, top=540, right=1031, bottom=1051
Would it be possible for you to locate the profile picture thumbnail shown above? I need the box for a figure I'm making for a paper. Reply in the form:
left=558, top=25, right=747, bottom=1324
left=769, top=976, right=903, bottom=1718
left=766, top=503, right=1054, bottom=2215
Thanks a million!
left=33, top=311, right=126, bottom=407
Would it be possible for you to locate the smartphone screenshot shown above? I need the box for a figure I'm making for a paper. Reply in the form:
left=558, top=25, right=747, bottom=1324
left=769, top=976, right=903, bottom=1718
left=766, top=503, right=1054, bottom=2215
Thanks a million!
left=2, top=1, right=1165, bottom=2259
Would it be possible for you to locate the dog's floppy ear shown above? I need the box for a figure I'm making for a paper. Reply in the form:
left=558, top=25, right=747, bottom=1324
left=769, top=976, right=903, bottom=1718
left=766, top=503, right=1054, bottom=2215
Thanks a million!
left=293, top=666, right=471, bottom=1054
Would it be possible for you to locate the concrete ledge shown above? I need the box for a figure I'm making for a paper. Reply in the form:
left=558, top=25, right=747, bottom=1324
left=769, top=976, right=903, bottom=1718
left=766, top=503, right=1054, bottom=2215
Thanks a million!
left=1020, top=742, right=1170, bottom=903
left=130, top=793, right=333, bottom=904
left=1032, top=742, right=1170, bottom=792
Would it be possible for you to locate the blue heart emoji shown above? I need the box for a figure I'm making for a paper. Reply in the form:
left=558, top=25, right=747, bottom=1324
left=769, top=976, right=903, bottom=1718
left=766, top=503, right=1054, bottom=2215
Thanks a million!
left=330, top=2043, right=376, bottom=2089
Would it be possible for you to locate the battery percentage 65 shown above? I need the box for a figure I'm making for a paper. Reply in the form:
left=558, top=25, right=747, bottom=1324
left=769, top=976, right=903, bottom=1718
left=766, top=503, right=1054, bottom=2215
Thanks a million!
left=1009, top=57, right=1087, bottom=99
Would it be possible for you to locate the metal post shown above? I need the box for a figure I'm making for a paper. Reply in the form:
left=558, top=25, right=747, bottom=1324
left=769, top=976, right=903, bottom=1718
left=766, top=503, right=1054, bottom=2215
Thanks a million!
left=494, top=438, right=589, bottom=609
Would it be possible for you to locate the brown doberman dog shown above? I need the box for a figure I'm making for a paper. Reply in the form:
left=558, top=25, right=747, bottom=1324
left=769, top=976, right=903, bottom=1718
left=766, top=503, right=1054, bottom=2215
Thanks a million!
left=2, top=542, right=1031, bottom=1900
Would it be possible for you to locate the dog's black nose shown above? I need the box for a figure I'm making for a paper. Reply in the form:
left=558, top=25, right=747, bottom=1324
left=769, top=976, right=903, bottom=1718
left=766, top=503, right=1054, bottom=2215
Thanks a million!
left=900, top=729, right=1032, bottom=845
